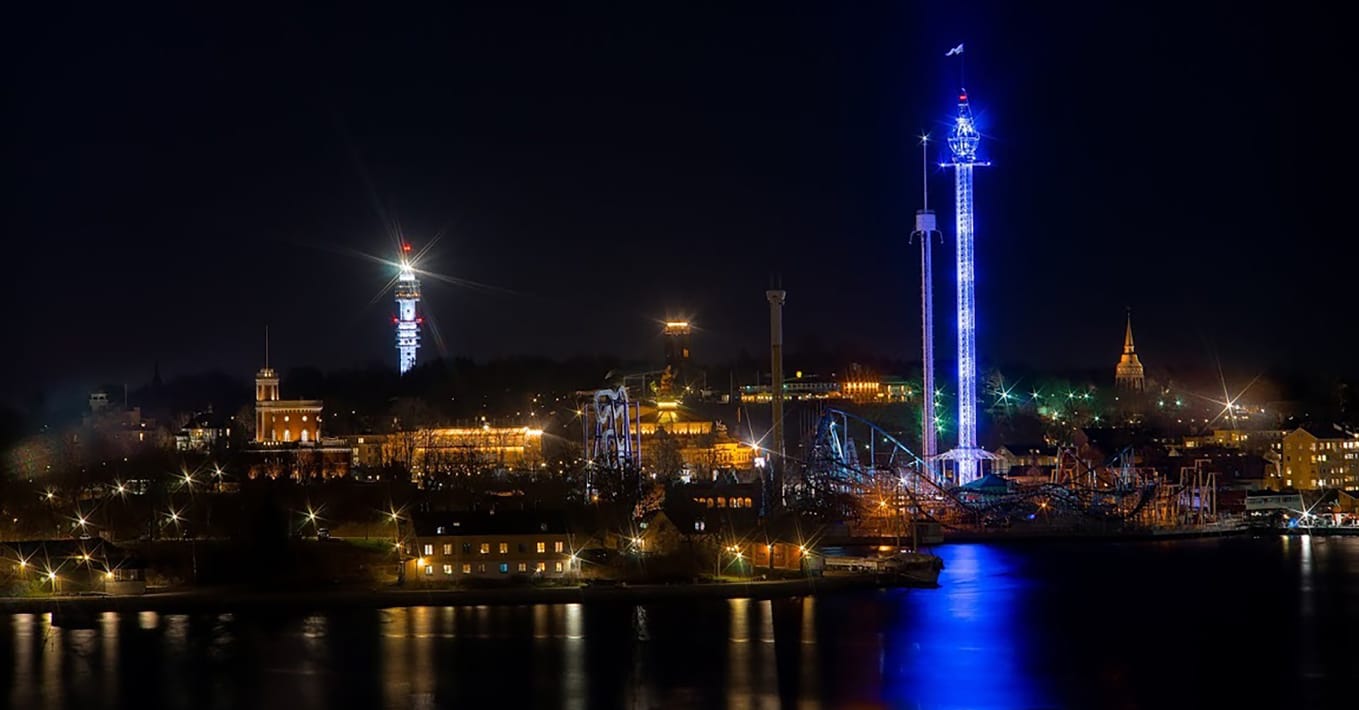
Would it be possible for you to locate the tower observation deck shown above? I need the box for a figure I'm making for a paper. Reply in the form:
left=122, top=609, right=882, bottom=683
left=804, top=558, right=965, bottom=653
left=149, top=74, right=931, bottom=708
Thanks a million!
left=394, top=243, right=422, bottom=375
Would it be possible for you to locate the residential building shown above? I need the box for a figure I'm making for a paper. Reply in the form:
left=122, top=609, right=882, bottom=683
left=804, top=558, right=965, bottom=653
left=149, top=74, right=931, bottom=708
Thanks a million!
left=404, top=510, right=576, bottom=581
left=1277, top=425, right=1359, bottom=490
left=1182, top=429, right=1285, bottom=456
left=993, top=443, right=1059, bottom=473
left=175, top=408, right=231, bottom=453
left=3, top=539, right=145, bottom=595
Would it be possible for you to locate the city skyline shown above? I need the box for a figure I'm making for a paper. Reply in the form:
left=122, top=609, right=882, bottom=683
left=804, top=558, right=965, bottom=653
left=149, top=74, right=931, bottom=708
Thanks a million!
left=8, top=3, right=1351, bottom=402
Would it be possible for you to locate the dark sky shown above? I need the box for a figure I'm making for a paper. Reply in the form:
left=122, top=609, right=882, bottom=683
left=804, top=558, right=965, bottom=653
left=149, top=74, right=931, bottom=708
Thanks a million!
left=6, top=2, right=1351, bottom=402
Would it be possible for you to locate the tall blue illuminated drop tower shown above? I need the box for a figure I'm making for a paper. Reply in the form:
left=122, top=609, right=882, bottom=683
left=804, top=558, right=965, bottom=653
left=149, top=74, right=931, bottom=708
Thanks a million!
left=394, top=242, right=422, bottom=375
left=940, top=87, right=991, bottom=485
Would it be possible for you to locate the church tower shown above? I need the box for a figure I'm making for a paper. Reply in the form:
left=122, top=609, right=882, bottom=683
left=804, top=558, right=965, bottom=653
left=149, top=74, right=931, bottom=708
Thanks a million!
left=1115, top=310, right=1146, bottom=392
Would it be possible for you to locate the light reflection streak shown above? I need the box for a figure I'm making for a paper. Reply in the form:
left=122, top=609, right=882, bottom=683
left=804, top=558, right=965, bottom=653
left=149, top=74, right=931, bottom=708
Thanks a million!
left=11, top=613, right=36, bottom=709
left=884, top=544, right=1046, bottom=709
left=100, top=612, right=119, bottom=703
left=798, top=598, right=821, bottom=707
left=41, top=613, right=62, bottom=710
left=563, top=603, right=586, bottom=710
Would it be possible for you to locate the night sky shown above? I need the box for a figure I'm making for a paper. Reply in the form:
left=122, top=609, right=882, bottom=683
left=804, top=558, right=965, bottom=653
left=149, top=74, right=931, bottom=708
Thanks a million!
left=7, top=3, right=1351, bottom=403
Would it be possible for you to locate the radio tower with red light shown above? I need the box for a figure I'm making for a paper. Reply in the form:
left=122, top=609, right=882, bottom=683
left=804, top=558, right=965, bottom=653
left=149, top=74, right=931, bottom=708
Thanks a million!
left=394, top=242, right=422, bottom=375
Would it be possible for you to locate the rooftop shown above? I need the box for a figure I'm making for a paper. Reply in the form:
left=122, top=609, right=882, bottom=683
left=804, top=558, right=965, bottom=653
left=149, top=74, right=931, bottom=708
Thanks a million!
left=411, top=510, right=569, bottom=537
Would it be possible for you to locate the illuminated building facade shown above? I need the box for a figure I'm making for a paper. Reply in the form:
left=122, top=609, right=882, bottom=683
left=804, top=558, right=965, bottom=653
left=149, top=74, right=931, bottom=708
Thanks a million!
left=637, top=401, right=756, bottom=474
left=737, top=375, right=914, bottom=404
left=406, top=511, right=577, bottom=581
left=394, top=243, right=422, bottom=375
left=253, top=367, right=322, bottom=444
left=1182, top=429, right=1284, bottom=456
left=1278, top=425, right=1359, bottom=490
left=386, top=425, right=547, bottom=476
left=939, top=85, right=991, bottom=485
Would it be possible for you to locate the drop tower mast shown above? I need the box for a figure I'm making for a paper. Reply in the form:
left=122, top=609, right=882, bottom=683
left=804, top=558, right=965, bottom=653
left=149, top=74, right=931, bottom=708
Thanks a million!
left=940, top=81, right=990, bottom=485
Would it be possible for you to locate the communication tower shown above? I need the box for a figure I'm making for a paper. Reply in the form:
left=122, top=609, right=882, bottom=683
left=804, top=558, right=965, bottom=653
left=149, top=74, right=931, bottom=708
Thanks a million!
left=394, top=243, right=423, bottom=375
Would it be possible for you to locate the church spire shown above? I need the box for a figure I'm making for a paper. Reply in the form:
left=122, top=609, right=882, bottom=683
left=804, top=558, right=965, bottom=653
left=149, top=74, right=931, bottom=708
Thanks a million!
left=1115, top=308, right=1145, bottom=392
left=1124, top=308, right=1136, bottom=354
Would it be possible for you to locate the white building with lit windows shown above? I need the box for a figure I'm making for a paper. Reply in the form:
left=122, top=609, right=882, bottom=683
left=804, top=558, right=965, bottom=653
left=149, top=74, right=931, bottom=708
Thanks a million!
left=405, top=510, right=577, bottom=581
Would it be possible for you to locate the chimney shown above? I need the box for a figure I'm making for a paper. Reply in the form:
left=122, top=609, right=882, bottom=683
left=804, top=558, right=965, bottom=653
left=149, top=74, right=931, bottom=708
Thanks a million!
left=765, top=287, right=787, bottom=512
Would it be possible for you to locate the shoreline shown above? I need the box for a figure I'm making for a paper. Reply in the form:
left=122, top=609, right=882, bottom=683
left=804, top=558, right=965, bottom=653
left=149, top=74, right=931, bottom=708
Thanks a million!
left=0, top=575, right=907, bottom=617
left=937, top=526, right=1255, bottom=544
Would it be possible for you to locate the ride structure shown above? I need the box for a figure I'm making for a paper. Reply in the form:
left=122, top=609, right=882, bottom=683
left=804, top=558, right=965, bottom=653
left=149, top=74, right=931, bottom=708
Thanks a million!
left=911, top=134, right=941, bottom=484
left=800, top=409, right=1167, bottom=536
left=938, top=86, right=994, bottom=486
left=580, top=386, right=642, bottom=501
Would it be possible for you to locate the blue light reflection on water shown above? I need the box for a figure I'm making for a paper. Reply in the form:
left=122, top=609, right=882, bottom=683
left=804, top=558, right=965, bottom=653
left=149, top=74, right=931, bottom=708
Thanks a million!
left=5, top=537, right=1359, bottom=708
left=882, top=544, right=1052, bottom=710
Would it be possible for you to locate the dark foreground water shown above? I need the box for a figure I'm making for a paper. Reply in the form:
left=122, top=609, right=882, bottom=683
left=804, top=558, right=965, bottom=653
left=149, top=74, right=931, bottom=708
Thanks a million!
left=3, top=536, right=1358, bottom=709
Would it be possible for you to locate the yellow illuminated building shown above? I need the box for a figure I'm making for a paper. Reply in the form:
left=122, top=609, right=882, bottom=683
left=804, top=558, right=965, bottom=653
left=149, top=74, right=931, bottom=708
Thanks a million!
left=384, top=425, right=546, bottom=474
left=1277, top=426, right=1359, bottom=490
left=636, top=400, right=755, bottom=472
left=739, top=376, right=914, bottom=404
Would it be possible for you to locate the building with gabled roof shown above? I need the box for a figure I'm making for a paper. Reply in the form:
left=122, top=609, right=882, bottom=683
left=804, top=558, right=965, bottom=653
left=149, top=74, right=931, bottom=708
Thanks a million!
left=1277, top=424, right=1359, bottom=490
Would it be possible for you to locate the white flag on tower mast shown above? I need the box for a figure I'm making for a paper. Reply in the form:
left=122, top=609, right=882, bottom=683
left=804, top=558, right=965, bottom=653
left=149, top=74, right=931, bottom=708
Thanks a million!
left=945, top=43, right=964, bottom=56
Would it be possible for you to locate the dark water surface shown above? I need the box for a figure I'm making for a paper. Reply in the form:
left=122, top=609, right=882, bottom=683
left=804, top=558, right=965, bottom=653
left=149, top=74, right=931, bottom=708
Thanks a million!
left=3, top=536, right=1357, bottom=709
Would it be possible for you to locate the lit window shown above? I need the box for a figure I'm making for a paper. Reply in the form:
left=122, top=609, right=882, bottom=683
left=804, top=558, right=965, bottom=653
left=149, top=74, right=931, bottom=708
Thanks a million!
left=536, top=542, right=546, bottom=553
left=554, top=561, right=563, bottom=572
left=300, top=429, right=308, bottom=443
left=517, top=562, right=527, bottom=572
left=536, top=562, right=545, bottom=573
left=283, top=429, right=291, bottom=442
left=423, top=544, right=433, bottom=556
left=302, top=415, right=307, bottom=422
left=462, top=564, right=471, bottom=574
left=499, top=543, right=508, bottom=554
left=499, top=563, right=509, bottom=574
left=436, top=526, right=446, bottom=535
left=554, top=541, right=564, bottom=553
left=284, top=416, right=290, bottom=422
left=480, top=543, right=489, bottom=554
left=424, top=565, right=433, bottom=576
left=443, top=564, right=453, bottom=575
left=443, top=544, right=452, bottom=556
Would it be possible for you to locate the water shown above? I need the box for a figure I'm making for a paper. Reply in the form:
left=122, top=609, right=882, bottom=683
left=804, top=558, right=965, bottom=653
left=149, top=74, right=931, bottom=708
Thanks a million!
left=3, top=536, right=1357, bottom=709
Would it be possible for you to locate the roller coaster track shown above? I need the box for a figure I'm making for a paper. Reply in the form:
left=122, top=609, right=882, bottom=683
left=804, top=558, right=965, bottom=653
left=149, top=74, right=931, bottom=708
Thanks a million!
left=797, top=408, right=1159, bottom=525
